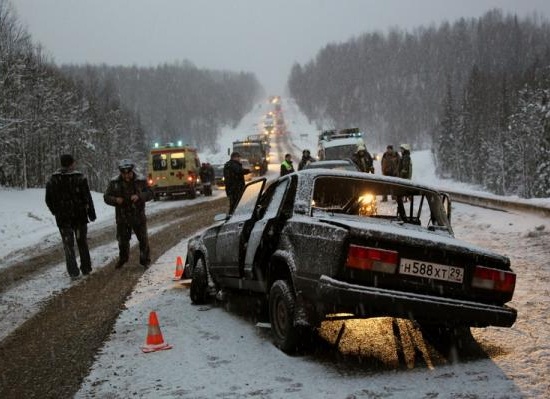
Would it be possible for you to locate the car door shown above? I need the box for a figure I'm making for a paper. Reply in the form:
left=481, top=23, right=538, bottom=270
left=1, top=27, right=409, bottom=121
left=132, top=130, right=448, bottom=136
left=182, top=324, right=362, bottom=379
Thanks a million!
left=243, top=177, right=293, bottom=278
left=213, top=178, right=266, bottom=277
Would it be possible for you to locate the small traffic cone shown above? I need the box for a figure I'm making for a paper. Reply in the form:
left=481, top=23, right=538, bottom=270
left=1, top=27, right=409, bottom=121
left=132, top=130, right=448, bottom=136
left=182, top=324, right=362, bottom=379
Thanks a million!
left=173, top=256, right=184, bottom=281
left=141, top=311, right=172, bottom=353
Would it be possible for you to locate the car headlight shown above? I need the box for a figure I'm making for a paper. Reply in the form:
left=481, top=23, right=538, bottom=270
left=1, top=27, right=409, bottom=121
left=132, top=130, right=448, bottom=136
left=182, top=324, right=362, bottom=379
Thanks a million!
left=358, top=193, right=377, bottom=216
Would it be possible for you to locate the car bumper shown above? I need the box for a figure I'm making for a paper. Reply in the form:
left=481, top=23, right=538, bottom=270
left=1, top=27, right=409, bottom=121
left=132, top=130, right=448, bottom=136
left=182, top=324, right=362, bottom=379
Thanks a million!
left=298, top=275, right=517, bottom=328
left=152, top=184, right=194, bottom=195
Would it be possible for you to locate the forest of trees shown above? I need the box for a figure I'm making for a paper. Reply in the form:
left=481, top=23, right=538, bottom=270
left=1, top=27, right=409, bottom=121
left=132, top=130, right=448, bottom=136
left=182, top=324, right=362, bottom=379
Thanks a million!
left=0, top=0, right=262, bottom=191
left=61, top=62, right=262, bottom=154
left=288, top=10, right=550, bottom=197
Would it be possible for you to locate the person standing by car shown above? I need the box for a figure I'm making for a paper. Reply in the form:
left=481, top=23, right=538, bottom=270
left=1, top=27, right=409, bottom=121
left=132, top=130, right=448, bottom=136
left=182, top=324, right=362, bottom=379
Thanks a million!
left=45, top=154, right=96, bottom=280
left=223, top=152, right=250, bottom=214
left=280, top=153, right=295, bottom=176
left=199, top=162, right=214, bottom=196
left=381, top=145, right=401, bottom=201
left=104, top=159, right=154, bottom=269
left=297, top=149, right=315, bottom=171
left=399, top=144, right=413, bottom=179
left=352, top=144, right=374, bottom=173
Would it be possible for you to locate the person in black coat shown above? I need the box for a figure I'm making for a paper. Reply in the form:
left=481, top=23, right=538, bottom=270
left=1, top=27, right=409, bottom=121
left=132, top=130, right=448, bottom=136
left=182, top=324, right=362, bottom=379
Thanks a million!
left=223, top=152, right=250, bottom=214
left=104, top=159, right=154, bottom=269
left=45, top=154, right=96, bottom=280
left=298, top=149, right=315, bottom=171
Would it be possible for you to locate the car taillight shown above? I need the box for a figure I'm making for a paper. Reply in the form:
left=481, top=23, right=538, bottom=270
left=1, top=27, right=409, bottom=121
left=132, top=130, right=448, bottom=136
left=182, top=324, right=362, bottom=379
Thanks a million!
left=345, top=245, right=398, bottom=273
left=472, top=266, right=516, bottom=293
left=187, top=176, right=193, bottom=182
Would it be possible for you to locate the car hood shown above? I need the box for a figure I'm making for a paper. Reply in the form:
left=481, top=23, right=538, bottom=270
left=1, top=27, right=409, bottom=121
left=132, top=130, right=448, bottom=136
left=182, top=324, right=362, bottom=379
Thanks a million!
left=316, top=215, right=510, bottom=264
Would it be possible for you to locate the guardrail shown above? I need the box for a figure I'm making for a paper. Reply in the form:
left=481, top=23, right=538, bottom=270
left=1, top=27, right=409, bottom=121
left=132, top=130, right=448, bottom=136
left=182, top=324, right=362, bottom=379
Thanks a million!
left=445, top=190, right=550, bottom=218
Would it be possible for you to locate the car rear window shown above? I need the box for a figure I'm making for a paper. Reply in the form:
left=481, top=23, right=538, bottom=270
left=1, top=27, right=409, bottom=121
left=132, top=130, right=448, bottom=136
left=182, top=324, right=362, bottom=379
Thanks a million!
left=311, top=176, right=449, bottom=228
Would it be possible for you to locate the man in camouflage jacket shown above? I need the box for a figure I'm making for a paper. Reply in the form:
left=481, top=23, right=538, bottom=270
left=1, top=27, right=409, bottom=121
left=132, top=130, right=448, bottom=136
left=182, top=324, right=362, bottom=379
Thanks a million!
left=104, top=160, right=153, bottom=269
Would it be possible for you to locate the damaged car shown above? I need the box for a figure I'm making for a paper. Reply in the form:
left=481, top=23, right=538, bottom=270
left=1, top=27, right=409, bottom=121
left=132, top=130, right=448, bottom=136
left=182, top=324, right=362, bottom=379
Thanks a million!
left=186, top=169, right=517, bottom=353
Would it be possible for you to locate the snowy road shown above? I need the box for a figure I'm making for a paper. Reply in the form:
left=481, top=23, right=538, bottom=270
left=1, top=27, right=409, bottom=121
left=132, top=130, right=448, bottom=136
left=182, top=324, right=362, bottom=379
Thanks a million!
left=76, top=201, right=550, bottom=399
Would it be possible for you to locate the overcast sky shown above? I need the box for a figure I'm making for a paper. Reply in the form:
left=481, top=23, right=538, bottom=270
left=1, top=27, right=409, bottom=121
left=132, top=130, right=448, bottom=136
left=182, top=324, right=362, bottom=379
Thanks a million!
left=11, top=0, right=550, bottom=93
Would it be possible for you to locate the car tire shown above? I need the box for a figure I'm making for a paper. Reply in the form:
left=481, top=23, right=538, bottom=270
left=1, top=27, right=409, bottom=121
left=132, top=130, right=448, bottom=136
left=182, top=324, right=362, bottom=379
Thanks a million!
left=269, top=280, right=299, bottom=353
left=190, top=258, right=208, bottom=304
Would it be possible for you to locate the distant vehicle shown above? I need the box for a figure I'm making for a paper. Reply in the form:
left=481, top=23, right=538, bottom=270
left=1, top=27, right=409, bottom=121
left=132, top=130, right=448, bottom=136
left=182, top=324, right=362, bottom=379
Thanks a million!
left=263, top=113, right=275, bottom=134
left=213, top=164, right=225, bottom=188
left=147, top=142, right=203, bottom=200
left=275, top=115, right=286, bottom=135
left=317, top=127, right=367, bottom=161
left=187, top=169, right=517, bottom=353
left=302, top=159, right=359, bottom=172
left=233, top=138, right=269, bottom=176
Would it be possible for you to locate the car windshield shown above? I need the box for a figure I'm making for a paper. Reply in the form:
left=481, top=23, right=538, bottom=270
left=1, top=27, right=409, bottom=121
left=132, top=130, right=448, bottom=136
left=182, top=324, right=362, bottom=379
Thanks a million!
left=233, top=144, right=261, bottom=159
left=311, top=176, right=450, bottom=229
left=323, top=145, right=357, bottom=160
left=213, top=165, right=224, bottom=177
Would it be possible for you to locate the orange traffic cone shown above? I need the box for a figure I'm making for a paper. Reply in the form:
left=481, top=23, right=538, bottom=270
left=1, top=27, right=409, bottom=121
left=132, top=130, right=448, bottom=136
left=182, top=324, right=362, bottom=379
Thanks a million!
left=173, top=256, right=184, bottom=281
left=141, top=311, right=172, bottom=353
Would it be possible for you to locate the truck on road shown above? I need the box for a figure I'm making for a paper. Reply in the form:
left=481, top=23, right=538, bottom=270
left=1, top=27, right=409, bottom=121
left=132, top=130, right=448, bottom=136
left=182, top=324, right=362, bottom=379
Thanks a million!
left=232, top=135, right=270, bottom=176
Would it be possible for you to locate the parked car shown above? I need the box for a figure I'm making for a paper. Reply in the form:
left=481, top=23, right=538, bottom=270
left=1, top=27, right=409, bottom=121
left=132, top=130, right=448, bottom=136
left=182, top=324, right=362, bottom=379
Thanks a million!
left=302, top=159, right=359, bottom=171
left=186, top=169, right=517, bottom=353
left=212, top=164, right=225, bottom=188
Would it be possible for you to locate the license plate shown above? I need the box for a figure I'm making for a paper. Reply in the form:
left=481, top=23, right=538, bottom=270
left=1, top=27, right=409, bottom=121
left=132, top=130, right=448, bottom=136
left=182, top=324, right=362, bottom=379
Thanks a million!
left=399, top=258, right=464, bottom=283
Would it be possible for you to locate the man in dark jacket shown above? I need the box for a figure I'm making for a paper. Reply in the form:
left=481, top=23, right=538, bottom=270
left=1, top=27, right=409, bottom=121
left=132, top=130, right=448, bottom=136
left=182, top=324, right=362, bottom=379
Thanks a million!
left=399, top=144, right=413, bottom=179
left=223, top=152, right=250, bottom=214
left=46, top=154, right=96, bottom=280
left=104, top=159, right=154, bottom=269
left=297, top=149, right=315, bottom=171
left=381, top=145, right=401, bottom=201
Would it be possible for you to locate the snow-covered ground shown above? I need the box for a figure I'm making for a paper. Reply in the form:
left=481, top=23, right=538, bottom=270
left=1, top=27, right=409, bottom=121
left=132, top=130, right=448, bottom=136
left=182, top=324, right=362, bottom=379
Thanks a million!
left=1, top=97, right=550, bottom=398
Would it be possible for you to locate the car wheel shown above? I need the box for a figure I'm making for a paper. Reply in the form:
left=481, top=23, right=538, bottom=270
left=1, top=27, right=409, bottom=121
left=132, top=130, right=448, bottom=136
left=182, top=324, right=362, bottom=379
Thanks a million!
left=269, top=280, right=299, bottom=353
left=190, top=258, right=209, bottom=304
